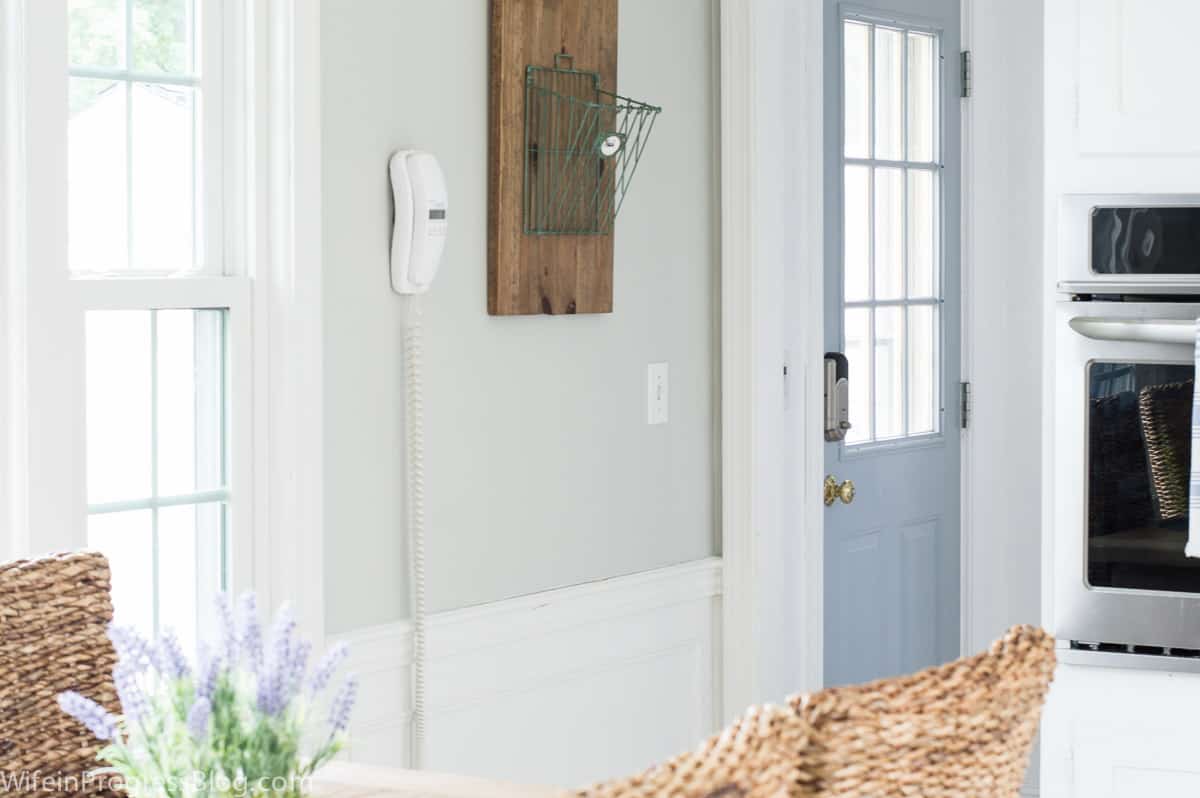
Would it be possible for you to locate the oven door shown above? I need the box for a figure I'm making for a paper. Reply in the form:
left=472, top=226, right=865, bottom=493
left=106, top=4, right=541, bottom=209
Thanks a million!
left=1059, top=194, right=1200, bottom=296
left=1056, top=301, right=1200, bottom=649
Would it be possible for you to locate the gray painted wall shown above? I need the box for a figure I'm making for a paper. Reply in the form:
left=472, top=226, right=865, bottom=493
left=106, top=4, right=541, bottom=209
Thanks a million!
left=321, top=0, right=720, bottom=633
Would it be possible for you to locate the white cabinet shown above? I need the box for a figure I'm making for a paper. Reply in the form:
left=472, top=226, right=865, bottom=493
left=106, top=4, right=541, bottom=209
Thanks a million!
left=1077, top=0, right=1200, bottom=155
left=1041, top=662, right=1200, bottom=797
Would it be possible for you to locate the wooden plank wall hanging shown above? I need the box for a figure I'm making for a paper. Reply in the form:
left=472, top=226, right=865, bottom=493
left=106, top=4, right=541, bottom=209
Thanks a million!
left=488, top=0, right=619, bottom=316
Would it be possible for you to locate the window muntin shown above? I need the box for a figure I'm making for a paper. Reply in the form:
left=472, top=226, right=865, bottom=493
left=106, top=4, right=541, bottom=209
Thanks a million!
left=68, top=0, right=202, bottom=275
left=841, top=18, right=942, bottom=446
left=85, top=308, right=227, bottom=654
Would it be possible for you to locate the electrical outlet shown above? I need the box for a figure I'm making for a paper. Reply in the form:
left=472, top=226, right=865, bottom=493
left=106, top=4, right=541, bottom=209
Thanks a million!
left=647, top=362, right=669, bottom=425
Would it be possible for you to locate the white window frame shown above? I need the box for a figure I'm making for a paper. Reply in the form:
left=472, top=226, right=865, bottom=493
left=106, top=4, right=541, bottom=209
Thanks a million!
left=0, top=0, right=324, bottom=644
left=838, top=10, right=945, bottom=453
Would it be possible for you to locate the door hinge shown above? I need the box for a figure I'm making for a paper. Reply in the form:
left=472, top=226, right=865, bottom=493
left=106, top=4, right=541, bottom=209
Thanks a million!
left=960, top=50, right=971, bottom=98
left=960, top=381, right=972, bottom=429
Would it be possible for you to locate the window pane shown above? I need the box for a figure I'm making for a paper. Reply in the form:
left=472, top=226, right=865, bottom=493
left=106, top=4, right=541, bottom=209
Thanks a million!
left=87, top=311, right=152, bottom=504
left=907, top=169, right=935, bottom=298
left=845, top=308, right=872, bottom=444
left=908, top=305, right=937, bottom=435
left=874, top=27, right=903, bottom=160
left=69, top=79, right=128, bottom=274
left=875, top=306, right=904, bottom=439
left=874, top=167, right=903, bottom=300
left=69, top=0, right=125, bottom=69
left=131, top=83, right=196, bottom=272
left=89, top=509, right=154, bottom=633
left=907, top=32, right=935, bottom=162
left=157, top=310, right=224, bottom=496
left=133, top=0, right=195, bottom=74
left=159, top=502, right=222, bottom=657
left=845, top=165, right=871, bottom=302
left=844, top=21, right=870, bottom=159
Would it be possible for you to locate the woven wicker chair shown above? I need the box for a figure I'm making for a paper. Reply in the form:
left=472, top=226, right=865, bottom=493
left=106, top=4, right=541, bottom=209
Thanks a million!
left=0, top=551, right=120, bottom=796
left=579, top=625, right=1055, bottom=798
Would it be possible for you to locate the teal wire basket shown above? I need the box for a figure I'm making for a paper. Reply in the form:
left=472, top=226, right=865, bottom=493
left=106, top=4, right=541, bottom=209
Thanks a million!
left=523, top=53, right=662, bottom=236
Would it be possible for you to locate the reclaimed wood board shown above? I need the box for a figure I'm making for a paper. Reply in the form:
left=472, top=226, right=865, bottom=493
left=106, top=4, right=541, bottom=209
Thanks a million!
left=488, top=0, right=618, bottom=316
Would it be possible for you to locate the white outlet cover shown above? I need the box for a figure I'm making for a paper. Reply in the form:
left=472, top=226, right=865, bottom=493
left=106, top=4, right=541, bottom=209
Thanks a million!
left=647, top=362, right=669, bottom=425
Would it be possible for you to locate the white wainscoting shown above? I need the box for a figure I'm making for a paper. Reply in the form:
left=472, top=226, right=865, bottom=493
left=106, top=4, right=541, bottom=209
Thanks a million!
left=330, top=557, right=724, bottom=788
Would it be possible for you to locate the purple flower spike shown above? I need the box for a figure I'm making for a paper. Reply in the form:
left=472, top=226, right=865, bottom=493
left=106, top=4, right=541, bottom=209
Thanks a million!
left=286, top=639, right=312, bottom=701
left=186, top=697, right=212, bottom=741
left=238, top=592, right=263, bottom=670
left=114, top=665, right=149, bottom=723
left=214, top=593, right=238, bottom=666
left=328, top=675, right=358, bottom=733
left=58, top=691, right=120, bottom=741
left=309, top=642, right=349, bottom=696
left=107, top=624, right=153, bottom=674
left=196, top=643, right=221, bottom=700
left=155, top=629, right=191, bottom=681
left=256, top=661, right=286, bottom=717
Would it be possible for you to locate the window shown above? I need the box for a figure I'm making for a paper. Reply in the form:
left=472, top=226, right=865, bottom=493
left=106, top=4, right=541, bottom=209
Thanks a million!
left=67, top=0, right=243, bottom=647
left=841, top=18, right=941, bottom=445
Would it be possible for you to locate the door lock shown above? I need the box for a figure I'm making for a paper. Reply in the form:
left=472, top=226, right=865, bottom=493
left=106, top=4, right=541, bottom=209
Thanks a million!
left=824, top=475, right=856, bottom=506
left=824, top=353, right=852, bottom=442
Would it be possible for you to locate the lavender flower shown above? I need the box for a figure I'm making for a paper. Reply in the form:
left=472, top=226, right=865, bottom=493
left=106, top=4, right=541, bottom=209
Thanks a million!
left=114, top=665, right=149, bottom=723
left=107, top=624, right=153, bottom=674
left=308, top=642, right=349, bottom=696
left=238, top=592, right=263, bottom=669
left=58, top=691, right=120, bottom=741
left=196, top=643, right=221, bottom=700
left=186, top=697, right=212, bottom=741
left=155, top=629, right=191, bottom=681
left=256, top=660, right=286, bottom=717
left=214, top=593, right=238, bottom=665
left=285, top=639, right=312, bottom=701
left=327, top=675, right=358, bottom=734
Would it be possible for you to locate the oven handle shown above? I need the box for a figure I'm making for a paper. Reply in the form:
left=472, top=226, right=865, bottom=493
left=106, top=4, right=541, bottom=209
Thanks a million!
left=1069, top=317, right=1197, bottom=345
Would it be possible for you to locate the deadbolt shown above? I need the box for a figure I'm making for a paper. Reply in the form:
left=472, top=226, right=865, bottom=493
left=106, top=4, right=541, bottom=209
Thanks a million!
left=823, top=475, right=856, bottom=506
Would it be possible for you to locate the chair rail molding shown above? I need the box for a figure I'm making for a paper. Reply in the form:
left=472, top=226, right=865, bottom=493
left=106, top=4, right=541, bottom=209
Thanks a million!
left=331, top=557, right=724, bottom=788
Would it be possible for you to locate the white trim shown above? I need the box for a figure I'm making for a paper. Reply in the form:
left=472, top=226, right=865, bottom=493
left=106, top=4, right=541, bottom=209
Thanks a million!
left=252, top=0, right=325, bottom=646
left=331, top=558, right=723, bottom=785
left=721, top=0, right=825, bottom=714
left=959, top=0, right=975, bottom=660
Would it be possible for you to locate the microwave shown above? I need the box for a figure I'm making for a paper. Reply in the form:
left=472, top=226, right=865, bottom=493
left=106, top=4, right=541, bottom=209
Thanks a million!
left=1059, top=194, right=1200, bottom=296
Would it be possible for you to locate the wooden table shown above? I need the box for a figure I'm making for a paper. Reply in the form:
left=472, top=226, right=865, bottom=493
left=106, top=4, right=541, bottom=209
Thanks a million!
left=311, top=762, right=564, bottom=798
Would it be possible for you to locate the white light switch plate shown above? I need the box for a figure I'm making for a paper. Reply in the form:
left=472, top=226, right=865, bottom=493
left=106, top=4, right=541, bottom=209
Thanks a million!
left=647, top=362, right=669, bottom=425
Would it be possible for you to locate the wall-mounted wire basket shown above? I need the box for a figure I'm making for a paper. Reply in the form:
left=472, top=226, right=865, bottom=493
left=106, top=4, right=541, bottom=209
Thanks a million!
left=523, top=53, right=661, bottom=236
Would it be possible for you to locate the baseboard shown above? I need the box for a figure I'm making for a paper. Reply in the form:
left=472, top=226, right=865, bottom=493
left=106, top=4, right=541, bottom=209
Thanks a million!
left=329, top=557, right=724, bottom=787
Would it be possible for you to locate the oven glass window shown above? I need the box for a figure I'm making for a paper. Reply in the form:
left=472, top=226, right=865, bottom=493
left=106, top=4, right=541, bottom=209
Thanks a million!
left=1088, top=362, right=1197, bottom=592
left=1092, top=207, right=1200, bottom=275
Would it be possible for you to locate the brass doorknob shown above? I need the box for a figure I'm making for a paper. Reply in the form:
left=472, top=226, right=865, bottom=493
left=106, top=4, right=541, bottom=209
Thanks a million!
left=824, top=475, right=856, bottom=506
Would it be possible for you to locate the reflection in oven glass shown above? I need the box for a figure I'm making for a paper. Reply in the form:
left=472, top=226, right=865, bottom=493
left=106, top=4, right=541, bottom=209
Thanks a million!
left=1088, top=362, right=1197, bottom=592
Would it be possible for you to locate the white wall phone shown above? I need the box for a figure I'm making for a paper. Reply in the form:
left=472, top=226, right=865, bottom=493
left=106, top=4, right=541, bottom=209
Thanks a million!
left=390, top=150, right=448, bottom=295
left=388, top=149, right=447, bottom=768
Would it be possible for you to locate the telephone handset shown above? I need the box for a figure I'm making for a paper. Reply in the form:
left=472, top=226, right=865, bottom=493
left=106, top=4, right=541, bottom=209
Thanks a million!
left=390, top=150, right=448, bottom=295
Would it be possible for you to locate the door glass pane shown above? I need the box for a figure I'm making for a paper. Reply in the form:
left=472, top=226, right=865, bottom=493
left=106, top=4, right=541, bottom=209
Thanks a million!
left=907, top=169, right=935, bottom=297
left=845, top=308, right=872, bottom=443
left=844, top=21, right=871, bottom=159
left=845, top=165, right=871, bottom=302
left=89, top=509, right=154, bottom=632
left=69, top=79, right=128, bottom=274
left=69, top=0, right=125, bottom=69
left=157, top=309, right=224, bottom=496
left=1087, top=363, right=1198, bottom=593
left=874, top=307, right=904, bottom=439
left=131, top=83, right=196, bottom=272
left=873, top=27, right=903, bottom=161
left=907, top=305, right=936, bottom=434
left=132, top=0, right=194, bottom=74
left=906, top=32, right=935, bottom=162
left=874, top=167, right=903, bottom=300
left=87, top=311, right=152, bottom=504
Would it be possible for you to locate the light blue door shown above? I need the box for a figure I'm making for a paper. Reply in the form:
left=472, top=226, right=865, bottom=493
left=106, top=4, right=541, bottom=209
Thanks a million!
left=822, top=0, right=961, bottom=687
